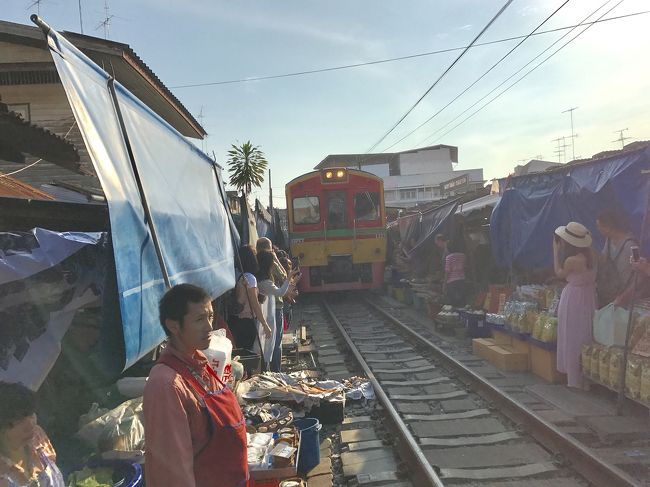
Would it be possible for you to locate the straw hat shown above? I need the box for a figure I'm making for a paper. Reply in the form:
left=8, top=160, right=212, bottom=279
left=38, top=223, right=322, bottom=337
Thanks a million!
left=555, top=222, right=592, bottom=248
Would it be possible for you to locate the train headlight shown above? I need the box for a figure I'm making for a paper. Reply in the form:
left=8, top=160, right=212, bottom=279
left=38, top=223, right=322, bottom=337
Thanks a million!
left=336, top=169, right=345, bottom=178
left=325, top=171, right=333, bottom=179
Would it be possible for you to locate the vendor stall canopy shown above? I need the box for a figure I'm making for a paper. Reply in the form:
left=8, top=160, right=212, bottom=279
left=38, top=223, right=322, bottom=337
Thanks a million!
left=36, top=16, right=236, bottom=369
left=491, top=144, right=650, bottom=268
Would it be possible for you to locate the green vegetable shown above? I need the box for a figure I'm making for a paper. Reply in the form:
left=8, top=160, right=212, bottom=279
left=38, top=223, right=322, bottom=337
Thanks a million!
left=67, top=466, right=114, bottom=487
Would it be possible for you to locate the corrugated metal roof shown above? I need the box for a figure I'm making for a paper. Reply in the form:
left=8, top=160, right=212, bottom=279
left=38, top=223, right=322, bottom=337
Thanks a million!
left=0, top=172, right=54, bottom=200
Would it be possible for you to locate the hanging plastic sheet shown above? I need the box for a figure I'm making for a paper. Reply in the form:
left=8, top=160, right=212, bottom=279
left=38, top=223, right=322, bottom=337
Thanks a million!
left=406, top=200, right=459, bottom=255
left=491, top=145, right=650, bottom=268
left=42, top=20, right=235, bottom=369
left=0, top=229, right=105, bottom=390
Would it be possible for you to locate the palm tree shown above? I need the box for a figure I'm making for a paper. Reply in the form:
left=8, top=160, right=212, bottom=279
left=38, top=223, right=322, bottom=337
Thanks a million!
left=227, top=141, right=268, bottom=196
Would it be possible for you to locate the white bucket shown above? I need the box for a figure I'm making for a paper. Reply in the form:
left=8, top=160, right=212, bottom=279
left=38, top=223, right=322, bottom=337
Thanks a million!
left=204, top=329, right=233, bottom=383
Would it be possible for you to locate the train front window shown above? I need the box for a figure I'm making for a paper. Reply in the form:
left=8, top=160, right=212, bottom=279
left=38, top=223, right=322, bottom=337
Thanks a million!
left=326, top=191, right=347, bottom=229
left=293, top=196, right=320, bottom=224
left=354, top=192, right=380, bottom=221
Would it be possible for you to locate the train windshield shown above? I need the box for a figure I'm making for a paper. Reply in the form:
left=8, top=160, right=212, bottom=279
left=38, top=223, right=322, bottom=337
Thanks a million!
left=354, top=192, right=380, bottom=221
left=326, top=191, right=347, bottom=229
left=293, top=196, right=320, bottom=224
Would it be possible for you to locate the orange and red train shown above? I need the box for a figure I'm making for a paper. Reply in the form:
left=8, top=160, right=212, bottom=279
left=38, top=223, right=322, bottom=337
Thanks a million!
left=285, top=168, right=386, bottom=293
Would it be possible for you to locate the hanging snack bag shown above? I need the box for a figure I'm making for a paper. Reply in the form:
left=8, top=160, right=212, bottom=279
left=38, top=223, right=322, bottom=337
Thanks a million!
left=599, top=347, right=611, bottom=384
left=540, top=316, right=558, bottom=343
left=626, top=357, right=643, bottom=399
left=590, top=346, right=602, bottom=381
left=581, top=344, right=592, bottom=376
left=533, top=314, right=545, bottom=341
left=640, top=360, right=650, bottom=404
left=608, top=348, right=624, bottom=388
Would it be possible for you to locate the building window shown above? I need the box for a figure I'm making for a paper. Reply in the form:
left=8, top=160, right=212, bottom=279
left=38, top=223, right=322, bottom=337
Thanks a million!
left=400, top=189, right=416, bottom=200
left=293, top=196, right=320, bottom=224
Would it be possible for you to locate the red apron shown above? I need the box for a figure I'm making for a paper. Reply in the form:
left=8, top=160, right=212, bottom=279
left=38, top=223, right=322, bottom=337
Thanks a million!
left=158, top=353, right=249, bottom=487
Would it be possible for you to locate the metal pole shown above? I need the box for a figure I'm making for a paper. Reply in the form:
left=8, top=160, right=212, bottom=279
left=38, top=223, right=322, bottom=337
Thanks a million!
left=107, top=78, right=171, bottom=288
left=78, top=0, right=84, bottom=33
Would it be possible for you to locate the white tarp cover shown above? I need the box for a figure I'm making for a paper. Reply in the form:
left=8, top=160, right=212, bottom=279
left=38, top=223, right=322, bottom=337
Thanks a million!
left=45, top=26, right=235, bottom=369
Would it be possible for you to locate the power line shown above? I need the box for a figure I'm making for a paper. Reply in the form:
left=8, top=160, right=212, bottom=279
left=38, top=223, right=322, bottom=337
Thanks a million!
left=168, top=10, right=648, bottom=90
left=377, top=0, right=572, bottom=153
left=419, top=0, right=624, bottom=146
left=364, top=0, right=515, bottom=154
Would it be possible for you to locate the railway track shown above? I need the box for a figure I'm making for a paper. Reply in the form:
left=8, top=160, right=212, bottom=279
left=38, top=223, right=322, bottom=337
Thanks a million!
left=316, top=293, right=641, bottom=487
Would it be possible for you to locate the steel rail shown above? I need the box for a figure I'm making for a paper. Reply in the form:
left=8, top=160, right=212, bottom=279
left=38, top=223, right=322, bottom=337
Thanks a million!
left=321, top=299, right=444, bottom=487
left=364, top=296, right=641, bottom=487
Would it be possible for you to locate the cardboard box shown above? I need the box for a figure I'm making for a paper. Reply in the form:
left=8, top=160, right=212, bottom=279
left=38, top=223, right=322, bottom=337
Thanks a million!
left=472, top=338, right=496, bottom=360
left=486, top=345, right=529, bottom=372
left=491, top=330, right=512, bottom=346
left=530, top=342, right=563, bottom=383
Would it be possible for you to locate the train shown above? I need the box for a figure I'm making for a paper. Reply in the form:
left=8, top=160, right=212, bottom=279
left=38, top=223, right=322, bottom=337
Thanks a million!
left=285, top=168, right=386, bottom=292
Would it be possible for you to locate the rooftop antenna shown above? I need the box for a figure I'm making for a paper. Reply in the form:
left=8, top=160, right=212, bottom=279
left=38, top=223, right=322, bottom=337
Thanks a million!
left=27, top=0, right=45, bottom=15
left=197, top=106, right=206, bottom=152
left=552, top=137, right=564, bottom=163
left=612, top=128, right=632, bottom=149
left=561, top=106, right=578, bottom=161
left=96, top=0, right=114, bottom=39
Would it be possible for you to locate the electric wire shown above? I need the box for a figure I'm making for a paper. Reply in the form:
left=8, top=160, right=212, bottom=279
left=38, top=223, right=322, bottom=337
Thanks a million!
left=364, top=0, right=515, bottom=154
left=377, top=0, right=572, bottom=153
left=168, top=10, right=648, bottom=90
left=426, top=0, right=625, bottom=145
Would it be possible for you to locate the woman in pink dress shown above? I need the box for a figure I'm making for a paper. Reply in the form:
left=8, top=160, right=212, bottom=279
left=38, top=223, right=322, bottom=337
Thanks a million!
left=553, top=222, right=597, bottom=388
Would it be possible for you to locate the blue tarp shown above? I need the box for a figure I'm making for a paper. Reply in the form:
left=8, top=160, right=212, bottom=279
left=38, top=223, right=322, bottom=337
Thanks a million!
left=45, top=24, right=235, bottom=369
left=491, top=145, right=650, bottom=268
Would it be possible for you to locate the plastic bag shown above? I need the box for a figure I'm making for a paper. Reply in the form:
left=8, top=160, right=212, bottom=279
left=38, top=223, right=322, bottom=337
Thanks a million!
left=593, top=303, right=630, bottom=347
left=76, top=398, right=145, bottom=453
left=204, top=329, right=233, bottom=382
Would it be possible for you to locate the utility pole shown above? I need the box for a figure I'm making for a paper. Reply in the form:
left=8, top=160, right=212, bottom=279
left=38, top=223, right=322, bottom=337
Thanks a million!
left=612, top=128, right=631, bottom=149
left=562, top=107, right=578, bottom=161
left=268, top=169, right=273, bottom=212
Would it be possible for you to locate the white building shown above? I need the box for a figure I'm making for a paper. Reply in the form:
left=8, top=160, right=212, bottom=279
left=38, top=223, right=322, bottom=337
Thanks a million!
left=315, top=145, right=484, bottom=208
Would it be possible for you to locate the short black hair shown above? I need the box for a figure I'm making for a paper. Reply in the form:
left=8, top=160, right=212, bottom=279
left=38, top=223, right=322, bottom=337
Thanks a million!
left=597, top=209, right=630, bottom=233
left=239, top=245, right=259, bottom=275
left=159, top=284, right=211, bottom=336
left=0, top=382, right=36, bottom=431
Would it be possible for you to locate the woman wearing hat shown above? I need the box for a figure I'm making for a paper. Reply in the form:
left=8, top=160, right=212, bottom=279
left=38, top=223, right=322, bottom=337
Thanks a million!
left=553, top=222, right=597, bottom=388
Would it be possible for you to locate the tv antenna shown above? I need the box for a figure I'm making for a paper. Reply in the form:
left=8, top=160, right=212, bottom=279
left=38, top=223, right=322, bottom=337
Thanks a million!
left=27, top=0, right=45, bottom=15
left=552, top=137, right=570, bottom=163
left=612, top=128, right=632, bottom=149
left=96, top=0, right=114, bottom=39
left=561, top=106, right=578, bottom=161
left=197, top=106, right=207, bottom=152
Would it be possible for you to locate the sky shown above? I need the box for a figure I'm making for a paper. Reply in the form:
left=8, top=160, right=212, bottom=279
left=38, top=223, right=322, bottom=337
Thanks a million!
left=3, top=0, right=650, bottom=208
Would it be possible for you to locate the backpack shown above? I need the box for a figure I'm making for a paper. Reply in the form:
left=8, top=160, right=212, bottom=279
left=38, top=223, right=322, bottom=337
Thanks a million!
left=597, top=238, right=635, bottom=307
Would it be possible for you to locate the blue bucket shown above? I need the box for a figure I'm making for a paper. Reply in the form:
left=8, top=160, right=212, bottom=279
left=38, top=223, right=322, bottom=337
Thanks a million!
left=293, top=417, right=322, bottom=473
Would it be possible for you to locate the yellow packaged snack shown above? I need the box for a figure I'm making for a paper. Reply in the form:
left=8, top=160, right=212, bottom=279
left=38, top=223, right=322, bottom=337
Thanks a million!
left=590, top=346, right=601, bottom=381
left=581, top=344, right=592, bottom=376
left=532, top=314, right=545, bottom=340
left=641, top=360, right=650, bottom=404
left=626, top=357, right=642, bottom=399
left=608, top=348, right=623, bottom=388
left=540, top=317, right=558, bottom=343
left=599, top=347, right=611, bottom=384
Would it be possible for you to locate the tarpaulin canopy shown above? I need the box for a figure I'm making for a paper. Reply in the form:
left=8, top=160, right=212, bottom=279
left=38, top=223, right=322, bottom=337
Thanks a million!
left=491, top=144, right=650, bottom=268
left=404, top=200, right=459, bottom=255
left=41, top=18, right=235, bottom=369
left=0, top=229, right=105, bottom=390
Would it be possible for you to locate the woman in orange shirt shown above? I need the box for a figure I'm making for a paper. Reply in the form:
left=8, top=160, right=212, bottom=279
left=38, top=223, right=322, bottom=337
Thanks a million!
left=0, top=382, right=64, bottom=487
